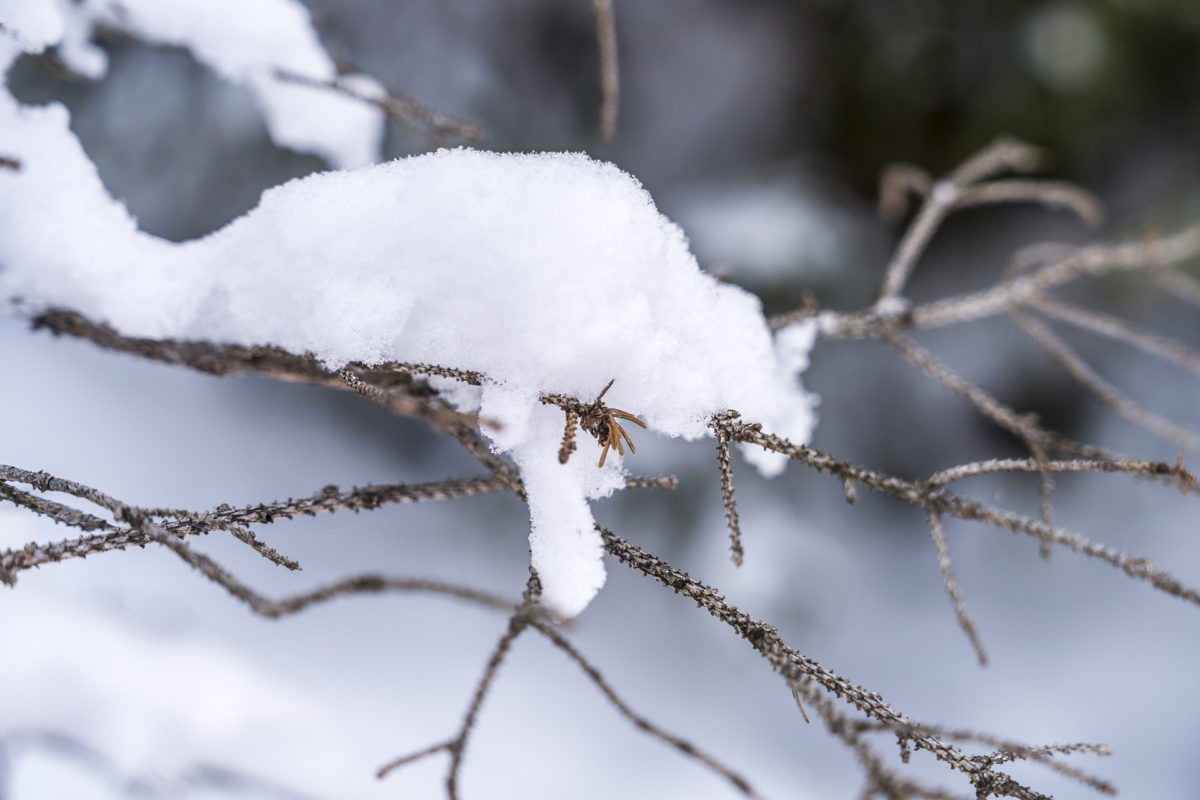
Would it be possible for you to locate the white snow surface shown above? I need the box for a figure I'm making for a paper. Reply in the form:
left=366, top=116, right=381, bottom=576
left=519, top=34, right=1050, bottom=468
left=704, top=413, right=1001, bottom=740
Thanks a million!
left=2, top=0, right=383, bottom=168
left=0, top=39, right=818, bottom=615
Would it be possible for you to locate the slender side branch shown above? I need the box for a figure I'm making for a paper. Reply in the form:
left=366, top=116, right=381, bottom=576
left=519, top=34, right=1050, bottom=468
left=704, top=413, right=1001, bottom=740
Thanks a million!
left=954, top=180, right=1103, bottom=227
left=159, top=534, right=512, bottom=618
left=529, top=618, right=759, bottom=798
left=368, top=361, right=485, bottom=386
left=0, top=481, right=116, bottom=534
left=0, top=475, right=512, bottom=578
left=592, top=0, right=620, bottom=141
left=601, top=526, right=1062, bottom=800
left=880, top=329, right=1199, bottom=493
left=712, top=413, right=745, bottom=566
left=378, top=608, right=532, bottom=798
left=799, top=222, right=1200, bottom=339
left=927, top=456, right=1194, bottom=489
left=272, top=69, right=484, bottom=144
left=925, top=509, right=987, bottom=665
left=1010, top=308, right=1200, bottom=454
left=948, top=137, right=1044, bottom=186
left=1025, top=294, right=1200, bottom=377
left=910, top=224, right=1200, bottom=332
left=712, top=418, right=1200, bottom=609
left=877, top=163, right=933, bottom=223
left=876, top=136, right=1060, bottom=304
left=1154, top=269, right=1200, bottom=309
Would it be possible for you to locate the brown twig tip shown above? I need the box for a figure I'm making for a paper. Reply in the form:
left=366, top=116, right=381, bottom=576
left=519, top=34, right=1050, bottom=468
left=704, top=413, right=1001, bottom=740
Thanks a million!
left=0, top=154, right=21, bottom=171
left=791, top=688, right=811, bottom=724
left=878, top=163, right=933, bottom=223
left=712, top=413, right=746, bottom=567
left=558, top=408, right=579, bottom=464
left=1175, top=454, right=1196, bottom=495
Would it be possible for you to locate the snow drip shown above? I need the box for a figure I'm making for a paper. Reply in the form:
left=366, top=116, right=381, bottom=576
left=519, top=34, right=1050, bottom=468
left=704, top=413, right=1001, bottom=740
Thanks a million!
left=1, top=18, right=819, bottom=615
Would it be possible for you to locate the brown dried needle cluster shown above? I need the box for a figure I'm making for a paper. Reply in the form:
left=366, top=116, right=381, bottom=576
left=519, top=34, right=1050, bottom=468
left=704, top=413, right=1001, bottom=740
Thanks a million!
left=545, top=379, right=647, bottom=467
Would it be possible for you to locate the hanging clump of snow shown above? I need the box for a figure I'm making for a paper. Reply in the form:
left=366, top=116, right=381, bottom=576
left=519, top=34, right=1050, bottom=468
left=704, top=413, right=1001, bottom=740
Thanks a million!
left=0, top=3, right=818, bottom=618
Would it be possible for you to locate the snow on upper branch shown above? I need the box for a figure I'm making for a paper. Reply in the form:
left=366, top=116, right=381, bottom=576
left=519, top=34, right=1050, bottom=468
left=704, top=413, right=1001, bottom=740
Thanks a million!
left=0, top=0, right=382, bottom=168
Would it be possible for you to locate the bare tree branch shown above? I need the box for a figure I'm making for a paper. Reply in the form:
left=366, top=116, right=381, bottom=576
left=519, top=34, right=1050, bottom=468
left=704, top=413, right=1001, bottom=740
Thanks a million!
left=272, top=69, right=484, bottom=145
left=1025, top=293, right=1200, bottom=377
left=925, top=508, right=988, bottom=665
left=592, top=0, right=620, bottom=142
left=712, top=412, right=745, bottom=566
left=600, top=526, right=1074, bottom=800
left=528, top=617, right=760, bottom=798
left=1010, top=307, right=1200, bottom=454
left=159, top=534, right=512, bottom=618
left=712, top=418, right=1200, bottom=609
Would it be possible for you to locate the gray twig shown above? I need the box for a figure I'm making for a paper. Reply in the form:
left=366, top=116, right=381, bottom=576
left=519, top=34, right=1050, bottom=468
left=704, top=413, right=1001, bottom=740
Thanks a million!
left=925, top=509, right=987, bottom=665
left=592, top=0, right=620, bottom=141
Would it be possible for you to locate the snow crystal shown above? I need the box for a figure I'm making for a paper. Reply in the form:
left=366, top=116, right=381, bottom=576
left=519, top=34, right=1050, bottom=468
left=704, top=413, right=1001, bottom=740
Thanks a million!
left=1, top=26, right=818, bottom=614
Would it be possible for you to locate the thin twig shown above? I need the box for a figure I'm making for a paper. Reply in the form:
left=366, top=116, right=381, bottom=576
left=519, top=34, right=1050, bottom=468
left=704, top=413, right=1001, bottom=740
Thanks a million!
left=925, top=509, right=987, bottom=665
left=712, top=413, right=745, bottom=566
left=797, top=223, right=1200, bottom=339
left=558, top=408, right=579, bottom=464
left=624, top=475, right=679, bottom=491
left=275, top=68, right=485, bottom=143
left=529, top=618, right=760, bottom=797
left=601, top=526, right=1057, bottom=800
left=876, top=136, right=1047, bottom=304
left=954, top=180, right=1103, bottom=227
left=445, top=611, right=530, bottom=798
left=712, top=418, right=1200, bottom=609
left=1010, top=307, right=1200, bottom=454
left=1029, top=438, right=1055, bottom=559
left=368, top=361, right=485, bottom=386
left=158, top=534, right=512, bottom=618
left=877, top=163, right=932, bottom=223
left=1154, top=270, right=1200, bottom=310
left=948, top=137, right=1044, bottom=186
left=376, top=740, right=456, bottom=779
left=0, top=475, right=512, bottom=578
left=336, top=367, right=485, bottom=428
left=592, top=0, right=620, bottom=141
left=927, top=456, right=1194, bottom=488
left=1026, top=294, right=1200, bottom=377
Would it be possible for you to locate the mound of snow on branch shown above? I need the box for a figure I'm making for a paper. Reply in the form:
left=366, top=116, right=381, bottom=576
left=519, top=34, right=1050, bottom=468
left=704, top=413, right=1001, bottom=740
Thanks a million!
left=0, top=23, right=817, bottom=615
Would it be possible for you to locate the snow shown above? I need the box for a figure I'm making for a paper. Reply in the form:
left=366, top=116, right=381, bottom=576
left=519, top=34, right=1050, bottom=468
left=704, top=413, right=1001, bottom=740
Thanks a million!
left=0, top=16, right=818, bottom=617
left=0, top=0, right=63, bottom=54
left=8, top=0, right=383, bottom=168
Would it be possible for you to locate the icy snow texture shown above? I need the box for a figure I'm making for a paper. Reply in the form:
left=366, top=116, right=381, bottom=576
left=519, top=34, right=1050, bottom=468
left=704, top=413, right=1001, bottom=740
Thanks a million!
left=0, top=23, right=817, bottom=615
left=3, top=0, right=383, bottom=168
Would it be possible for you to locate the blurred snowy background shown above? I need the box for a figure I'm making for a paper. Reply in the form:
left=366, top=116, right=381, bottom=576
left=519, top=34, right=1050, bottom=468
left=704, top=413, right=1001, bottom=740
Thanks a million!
left=3, top=0, right=1200, bottom=797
